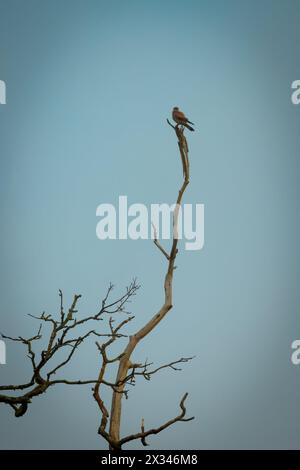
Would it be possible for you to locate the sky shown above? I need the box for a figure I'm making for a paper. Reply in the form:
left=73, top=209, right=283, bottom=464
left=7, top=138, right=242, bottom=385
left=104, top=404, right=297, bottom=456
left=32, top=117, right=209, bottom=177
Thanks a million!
left=0, top=0, right=300, bottom=449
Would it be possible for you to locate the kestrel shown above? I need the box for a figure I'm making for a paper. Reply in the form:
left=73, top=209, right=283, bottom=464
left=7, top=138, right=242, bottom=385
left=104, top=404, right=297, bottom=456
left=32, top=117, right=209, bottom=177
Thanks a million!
left=172, top=107, right=194, bottom=131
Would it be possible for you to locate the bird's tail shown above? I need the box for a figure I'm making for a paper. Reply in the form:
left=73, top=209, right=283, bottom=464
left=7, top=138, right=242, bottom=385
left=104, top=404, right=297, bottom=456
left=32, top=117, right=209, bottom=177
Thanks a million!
left=184, top=123, right=195, bottom=131
left=187, top=120, right=194, bottom=125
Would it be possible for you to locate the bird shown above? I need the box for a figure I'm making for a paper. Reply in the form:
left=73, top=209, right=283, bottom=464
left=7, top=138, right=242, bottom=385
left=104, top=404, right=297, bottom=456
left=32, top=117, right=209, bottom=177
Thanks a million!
left=172, top=107, right=194, bottom=131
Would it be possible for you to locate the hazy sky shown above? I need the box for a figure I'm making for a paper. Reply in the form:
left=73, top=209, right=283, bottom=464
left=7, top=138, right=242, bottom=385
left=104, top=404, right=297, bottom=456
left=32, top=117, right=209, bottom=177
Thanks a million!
left=0, top=0, right=300, bottom=449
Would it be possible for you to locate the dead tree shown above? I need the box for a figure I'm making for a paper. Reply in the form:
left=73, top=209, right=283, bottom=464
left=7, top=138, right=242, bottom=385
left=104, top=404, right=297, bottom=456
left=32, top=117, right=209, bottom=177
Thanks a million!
left=0, top=121, right=194, bottom=449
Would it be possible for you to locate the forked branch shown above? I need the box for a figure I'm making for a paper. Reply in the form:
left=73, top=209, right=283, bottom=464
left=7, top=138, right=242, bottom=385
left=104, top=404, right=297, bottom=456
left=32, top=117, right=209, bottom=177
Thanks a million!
left=119, top=393, right=194, bottom=448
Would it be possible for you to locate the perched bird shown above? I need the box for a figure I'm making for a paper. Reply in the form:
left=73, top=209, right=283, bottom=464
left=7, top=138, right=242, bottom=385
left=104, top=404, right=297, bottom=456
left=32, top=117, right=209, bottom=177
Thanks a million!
left=172, top=107, right=195, bottom=131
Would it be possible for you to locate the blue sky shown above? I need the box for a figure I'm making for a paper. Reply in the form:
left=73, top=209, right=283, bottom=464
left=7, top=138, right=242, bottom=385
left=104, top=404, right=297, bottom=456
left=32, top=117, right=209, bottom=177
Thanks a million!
left=0, top=0, right=300, bottom=449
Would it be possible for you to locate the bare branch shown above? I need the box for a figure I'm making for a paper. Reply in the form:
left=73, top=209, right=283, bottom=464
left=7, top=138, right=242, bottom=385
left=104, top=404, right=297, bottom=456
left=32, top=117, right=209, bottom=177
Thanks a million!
left=122, top=356, right=195, bottom=384
left=58, top=289, right=65, bottom=323
left=119, top=393, right=194, bottom=447
left=0, top=282, right=140, bottom=418
left=166, top=118, right=176, bottom=129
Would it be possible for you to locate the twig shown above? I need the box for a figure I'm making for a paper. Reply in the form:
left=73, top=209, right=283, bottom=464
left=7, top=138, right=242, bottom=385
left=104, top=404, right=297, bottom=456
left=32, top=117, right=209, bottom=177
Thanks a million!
left=151, top=222, right=170, bottom=260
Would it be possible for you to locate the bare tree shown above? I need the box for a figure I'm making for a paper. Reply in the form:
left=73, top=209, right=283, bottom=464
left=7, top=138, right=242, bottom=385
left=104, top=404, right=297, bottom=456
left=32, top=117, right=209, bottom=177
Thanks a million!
left=0, top=120, right=194, bottom=450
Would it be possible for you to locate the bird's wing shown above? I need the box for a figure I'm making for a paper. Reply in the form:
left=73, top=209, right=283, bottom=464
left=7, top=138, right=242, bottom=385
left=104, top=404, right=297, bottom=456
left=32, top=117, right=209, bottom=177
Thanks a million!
left=174, top=110, right=187, bottom=121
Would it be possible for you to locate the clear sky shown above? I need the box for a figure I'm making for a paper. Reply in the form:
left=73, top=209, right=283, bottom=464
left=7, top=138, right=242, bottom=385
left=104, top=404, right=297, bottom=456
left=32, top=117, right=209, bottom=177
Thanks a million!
left=0, top=0, right=300, bottom=449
